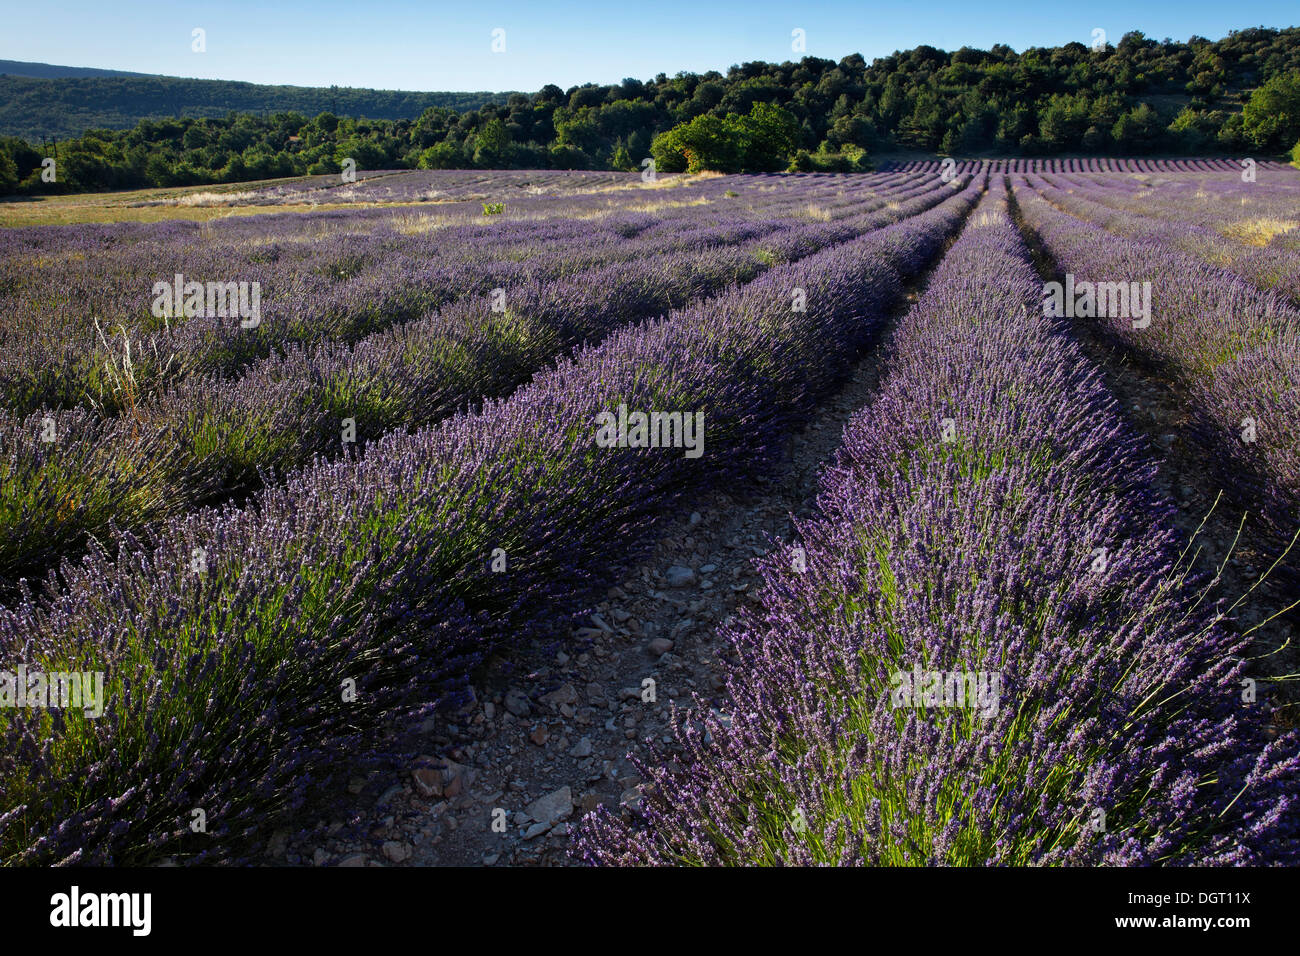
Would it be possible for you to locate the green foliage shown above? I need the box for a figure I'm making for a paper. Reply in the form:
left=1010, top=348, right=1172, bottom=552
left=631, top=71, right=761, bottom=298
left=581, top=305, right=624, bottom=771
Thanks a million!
left=473, top=118, right=512, bottom=166
left=1242, top=72, right=1300, bottom=151
left=651, top=112, right=741, bottom=172
left=7, top=27, right=1300, bottom=194
left=481, top=202, right=505, bottom=215
left=418, top=140, right=466, bottom=169
left=1111, top=103, right=1163, bottom=153
left=651, top=102, right=799, bottom=173
left=0, top=145, right=18, bottom=193
left=735, top=102, right=799, bottom=171
left=610, top=144, right=634, bottom=171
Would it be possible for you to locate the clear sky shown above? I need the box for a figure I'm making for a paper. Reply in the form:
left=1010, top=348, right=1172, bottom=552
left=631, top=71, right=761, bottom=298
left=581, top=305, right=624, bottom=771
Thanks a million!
left=1, top=0, right=1295, bottom=92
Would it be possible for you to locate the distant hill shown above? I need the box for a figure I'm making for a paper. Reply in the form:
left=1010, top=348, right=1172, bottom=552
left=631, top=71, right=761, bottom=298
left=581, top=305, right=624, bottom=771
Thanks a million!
left=0, top=59, right=150, bottom=79
left=0, top=65, right=516, bottom=141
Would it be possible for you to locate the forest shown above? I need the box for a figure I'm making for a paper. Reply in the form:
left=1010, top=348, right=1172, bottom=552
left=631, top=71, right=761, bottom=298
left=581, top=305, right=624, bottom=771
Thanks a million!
left=3, top=26, right=1299, bottom=193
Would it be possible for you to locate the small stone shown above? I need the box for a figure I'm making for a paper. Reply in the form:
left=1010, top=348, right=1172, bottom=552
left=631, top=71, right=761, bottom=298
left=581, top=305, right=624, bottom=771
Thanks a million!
left=412, top=767, right=443, bottom=798
left=484, top=702, right=495, bottom=720
left=664, top=565, right=697, bottom=588
left=530, top=724, right=549, bottom=746
left=570, top=736, right=593, bottom=758
left=504, top=689, right=531, bottom=717
left=689, top=512, right=702, bottom=526
left=312, top=848, right=328, bottom=867
left=382, top=841, right=411, bottom=863
left=523, top=822, right=551, bottom=840
left=525, top=786, right=573, bottom=827
left=611, top=608, right=633, bottom=623
left=542, top=683, right=578, bottom=708
left=648, top=637, right=675, bottom=655
left=338, top=854, right=369, bottom=867
left=700, top=564, right=717, bottom=573
left=346, top=777, right=366, bottom=795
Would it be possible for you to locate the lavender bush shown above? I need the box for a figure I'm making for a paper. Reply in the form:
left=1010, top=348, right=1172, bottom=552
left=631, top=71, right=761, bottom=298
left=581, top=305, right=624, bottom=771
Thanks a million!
left=573, top=184, right=1300, bottom=866
left=0, top=177, right=980, bottom=864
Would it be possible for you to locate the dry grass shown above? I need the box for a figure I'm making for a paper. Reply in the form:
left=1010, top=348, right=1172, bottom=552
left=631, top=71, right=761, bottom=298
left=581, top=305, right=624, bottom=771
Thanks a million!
left=1221, top=217, right=1300, bottom=247
left=169, top=190, right=261, bottom=207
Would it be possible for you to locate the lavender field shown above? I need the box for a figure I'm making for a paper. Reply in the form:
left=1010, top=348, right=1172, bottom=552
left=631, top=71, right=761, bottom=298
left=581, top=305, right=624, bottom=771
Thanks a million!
left=1, top=161, right=1298, bottom=869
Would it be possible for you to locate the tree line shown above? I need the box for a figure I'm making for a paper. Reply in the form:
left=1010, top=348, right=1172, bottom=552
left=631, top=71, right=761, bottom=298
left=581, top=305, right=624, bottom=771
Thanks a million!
left=3, top=26, right=1300, bottom=194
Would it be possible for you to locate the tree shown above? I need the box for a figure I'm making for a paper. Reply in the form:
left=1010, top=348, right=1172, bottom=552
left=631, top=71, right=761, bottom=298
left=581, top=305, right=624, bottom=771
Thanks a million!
left=419, top=140, right=465, bottom=169
left=610, top=144, right=634, bottom=171
left=650, top=113, right=739, bottom=172
left=473, top=118, right=512, bottom=166
left=1243, top=72, right=1300, bottom=151
left=0, top=146, right=17, bottom=193
left=733, top=102, right=799, bottom=171
left=1111, top=103, right=1163, bottom=153
left=650, top=102, right=797, bottom=173
left=1038, top=93, right=1090, bottom=151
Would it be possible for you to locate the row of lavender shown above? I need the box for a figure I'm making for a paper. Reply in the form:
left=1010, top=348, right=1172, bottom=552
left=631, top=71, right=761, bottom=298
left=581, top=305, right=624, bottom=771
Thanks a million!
left=166, top=169, right=646, bottom=206
left=882, top=158, right=1287, bottom=173
left=1045, top=167, right=1300, bottom=235
left=2, top=173, right=925, bottom=416
left=0, top=174, right=954, bottom=586
left=0, top=176, right=981, bottom=865
left=575, top=184, right=1300, bottom=866
left=1027, top=171, right=1300, bottom=306
left=1012, top=176, right=1300, bottom=553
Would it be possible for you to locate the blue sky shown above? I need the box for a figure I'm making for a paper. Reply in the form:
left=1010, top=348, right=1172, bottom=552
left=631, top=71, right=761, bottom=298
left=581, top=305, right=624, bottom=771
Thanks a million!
left=2, top=0, right=1295, bottom=92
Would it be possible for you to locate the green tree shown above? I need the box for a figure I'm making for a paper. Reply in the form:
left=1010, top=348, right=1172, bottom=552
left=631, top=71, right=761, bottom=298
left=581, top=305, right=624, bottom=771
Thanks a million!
left=473, top=118, right=512, bottom=166
left=610, top=144, right=634, bottom=170
left=650, top=113, right=739, bottom=172
left=0, top=146, right=18, bottom=193
left=419, top=140, right=466, bottom=169
left=733, top=102, right=799, bottom=171
left=1242, top=72, right=1300, bottom=151
left=1111, top=103, right=1163, bottom=153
